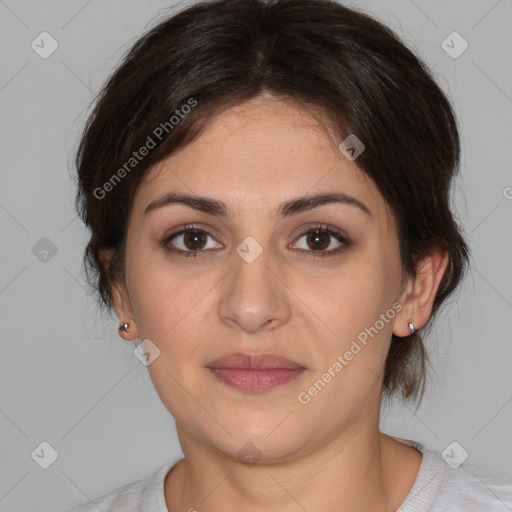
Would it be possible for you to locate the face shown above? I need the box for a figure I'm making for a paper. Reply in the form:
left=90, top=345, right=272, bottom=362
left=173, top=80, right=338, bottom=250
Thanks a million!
left=114, top=94, right=408, bottom=463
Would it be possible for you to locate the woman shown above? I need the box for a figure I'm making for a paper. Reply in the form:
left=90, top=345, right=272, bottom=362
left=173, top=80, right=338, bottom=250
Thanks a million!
left=66, top=0, right=512, bottom=510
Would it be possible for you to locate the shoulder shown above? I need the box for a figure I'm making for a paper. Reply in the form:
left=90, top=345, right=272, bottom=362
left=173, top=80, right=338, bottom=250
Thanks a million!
left=63, top=462, right=175, bottom=512
left=433, top=455, right=512, bottom=511
left=397, top=438, right=512, bottom=512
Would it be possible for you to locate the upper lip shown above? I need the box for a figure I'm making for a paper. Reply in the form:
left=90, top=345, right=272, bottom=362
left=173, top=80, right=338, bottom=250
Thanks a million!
left=206, top=352, right=305, bottom=370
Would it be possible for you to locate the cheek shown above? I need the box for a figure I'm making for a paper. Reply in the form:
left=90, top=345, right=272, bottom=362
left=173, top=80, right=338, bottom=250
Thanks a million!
left=296, top=268, right=398, bottom=420
left=125, top=244, right=206, bottom=339
left=317, top=251, right=398, bottom=339
left=126, top=248, right=220, bottom=383
left=301, top=246, right=402, bottom=402
left=129, top=268, right=212, bottom=427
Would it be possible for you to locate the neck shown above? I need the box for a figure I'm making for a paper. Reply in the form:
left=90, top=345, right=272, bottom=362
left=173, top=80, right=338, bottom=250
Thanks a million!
left=164, top=427, right=421, bottom=512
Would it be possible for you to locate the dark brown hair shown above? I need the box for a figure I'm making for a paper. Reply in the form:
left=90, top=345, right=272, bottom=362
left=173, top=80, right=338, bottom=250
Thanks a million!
left=75, top=0, right=470, bottom=404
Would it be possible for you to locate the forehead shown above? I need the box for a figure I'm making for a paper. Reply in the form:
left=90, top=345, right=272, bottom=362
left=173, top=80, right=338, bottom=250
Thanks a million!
left=134, top=96, right=392, bottom=227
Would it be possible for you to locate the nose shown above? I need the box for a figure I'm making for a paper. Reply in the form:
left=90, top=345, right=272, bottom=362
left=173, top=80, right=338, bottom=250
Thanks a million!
left=217, top=240, right=291, bottom=334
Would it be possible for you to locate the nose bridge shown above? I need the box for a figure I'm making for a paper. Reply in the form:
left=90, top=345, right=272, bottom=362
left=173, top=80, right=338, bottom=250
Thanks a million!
left=217, top=233, right=290, bottom=332
left=234, top=236, right=274, bottom=293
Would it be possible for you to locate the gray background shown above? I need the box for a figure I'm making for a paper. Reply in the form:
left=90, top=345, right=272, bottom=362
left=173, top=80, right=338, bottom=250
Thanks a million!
left=0, top=1, right=511, bottom=510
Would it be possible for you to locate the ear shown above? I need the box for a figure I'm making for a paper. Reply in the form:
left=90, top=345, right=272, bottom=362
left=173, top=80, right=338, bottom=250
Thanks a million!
left=99, top=248, right=140, bottom=341
left=393, top=249, right=449, bottom=337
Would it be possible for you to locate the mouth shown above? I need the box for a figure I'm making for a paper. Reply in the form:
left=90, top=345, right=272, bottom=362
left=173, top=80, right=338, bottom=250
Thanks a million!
left=205, top=352, right=306, bottom=392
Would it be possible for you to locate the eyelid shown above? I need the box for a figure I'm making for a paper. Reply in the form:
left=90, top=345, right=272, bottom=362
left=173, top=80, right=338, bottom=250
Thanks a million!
left=161, top=223, right=222, bottom=244
left=160, top=222, right=351, bottom=257
left=161, top=224, right=222, bottom=258
left=290, top=222, right=350, bottom=244
left=289, top=223, right=350, bottom=258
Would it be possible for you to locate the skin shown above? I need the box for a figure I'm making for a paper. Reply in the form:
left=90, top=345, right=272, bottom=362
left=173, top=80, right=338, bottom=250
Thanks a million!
left=109, top=92, right=448, bottom=512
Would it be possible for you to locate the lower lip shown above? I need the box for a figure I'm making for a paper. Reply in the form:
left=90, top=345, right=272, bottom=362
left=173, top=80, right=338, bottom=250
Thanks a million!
left=207, top=368, right=305, bottom=392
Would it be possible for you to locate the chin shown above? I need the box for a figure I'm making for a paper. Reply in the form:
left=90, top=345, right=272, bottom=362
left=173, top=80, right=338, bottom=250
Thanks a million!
left=201, top=414, right=312, bottom=465
left=216, top=436, right=306, bottom=465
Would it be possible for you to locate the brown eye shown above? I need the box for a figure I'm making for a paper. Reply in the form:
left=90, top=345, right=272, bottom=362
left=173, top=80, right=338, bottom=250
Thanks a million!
left=306, top=230, right=330, bottom=251
left=161, top=226, right=222, bottom=258
left=182, top=230, right=208, bottom=250
left=291, top=225, right=350, bottom=258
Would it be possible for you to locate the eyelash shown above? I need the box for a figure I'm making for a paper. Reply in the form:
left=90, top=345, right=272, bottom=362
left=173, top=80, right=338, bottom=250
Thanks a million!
left=159, top=223, right=350, bottom=259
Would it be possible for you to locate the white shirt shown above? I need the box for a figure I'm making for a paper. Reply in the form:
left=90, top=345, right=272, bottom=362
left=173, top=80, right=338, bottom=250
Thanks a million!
left=65, top=439, right=512, bottom=511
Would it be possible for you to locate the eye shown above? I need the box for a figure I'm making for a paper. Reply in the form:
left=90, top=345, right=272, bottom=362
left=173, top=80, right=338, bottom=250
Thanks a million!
left=161, top=225, right=222, bottom=258
left=290, top=225, right=350, bottom=258
left=160, top=223, right=350, bottom=259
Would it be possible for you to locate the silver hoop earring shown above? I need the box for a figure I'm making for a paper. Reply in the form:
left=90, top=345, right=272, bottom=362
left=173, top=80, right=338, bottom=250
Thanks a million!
left=408, top=320, right=415, bottom=334
left=119, top=322, right=130, bottom=333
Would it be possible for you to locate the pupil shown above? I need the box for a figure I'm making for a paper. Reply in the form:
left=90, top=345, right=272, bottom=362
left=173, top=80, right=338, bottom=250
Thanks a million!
left=308, top=230, right=328, bottom=250
left=185, top=230, right=205, bottom=250
left=182, top=230, right=330, bottom=252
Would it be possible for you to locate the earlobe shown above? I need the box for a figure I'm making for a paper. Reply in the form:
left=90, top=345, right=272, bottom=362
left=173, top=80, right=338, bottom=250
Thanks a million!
left=100, top=248, right=140, bottom=341
left=111, top=280, right=140, bottom=341
left=393, top=250, right=449, bottom=338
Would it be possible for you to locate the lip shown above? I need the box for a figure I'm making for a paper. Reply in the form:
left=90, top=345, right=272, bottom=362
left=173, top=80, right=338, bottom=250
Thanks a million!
left=205, top=353, right=306, bottom=392
left=206, top=353, right=304, bottom=370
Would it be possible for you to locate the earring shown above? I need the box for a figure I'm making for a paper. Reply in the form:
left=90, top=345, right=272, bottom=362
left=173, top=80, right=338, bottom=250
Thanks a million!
left=408, top=320, right=415, bottom=335
left=119, top=322, right=130, bottom=333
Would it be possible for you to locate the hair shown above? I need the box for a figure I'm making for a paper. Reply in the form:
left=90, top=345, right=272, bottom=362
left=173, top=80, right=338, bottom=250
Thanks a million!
left=75, top=0, right=470, bottom=405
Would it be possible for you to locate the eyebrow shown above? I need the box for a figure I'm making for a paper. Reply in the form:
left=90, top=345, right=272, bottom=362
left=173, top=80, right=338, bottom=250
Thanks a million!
left=144, top=191, right=372, bottom=219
